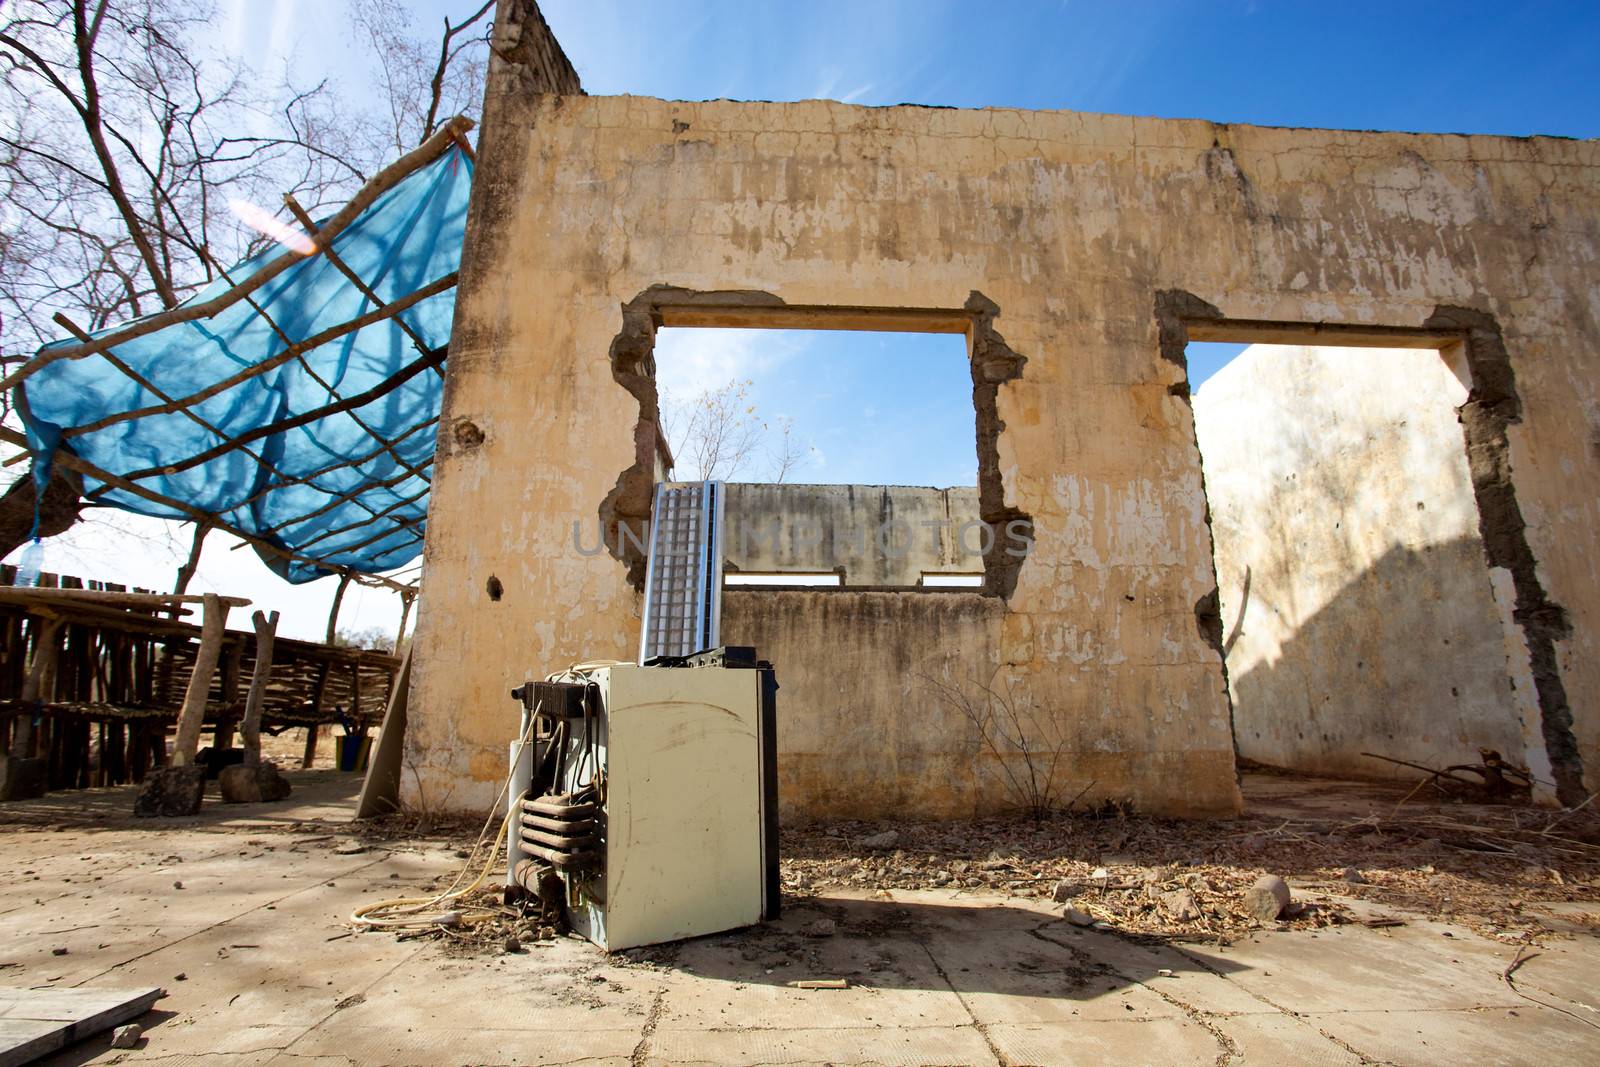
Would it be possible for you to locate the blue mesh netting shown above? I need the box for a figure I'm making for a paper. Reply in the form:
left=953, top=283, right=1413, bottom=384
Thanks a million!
left=18, top=145, right=472, bottom=583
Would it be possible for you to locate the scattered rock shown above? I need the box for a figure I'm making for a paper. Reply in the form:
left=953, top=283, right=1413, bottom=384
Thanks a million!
left=1161, top=889, right=1202, bottom=922
left=0, top=755, right=48, bottom=801
left=133, top=764, right=205, bottom=818
left=218, top=762, right=293, bottom=804
left=50, top=947, right=67, bottom=956
left=109, top=1024, right=142, bottom=1049
left=1064, top=907, right=1095, bottom=928
left=1341, top=867, right=1368, bottom=884
left=503, top=936, right=521, bottom=953
left=802, top=918, right=837, bottom=938
left=1051, top=880, right=1081, bottom=903
left=860, top=830, right=899, bottom=851
left=172, top=881, right=184, bottom=890
left=334, top=841, right=368, bottom=856
left=932, top=870, right=952, bottom=886
left=1244, top=874, right=1292, bottom=922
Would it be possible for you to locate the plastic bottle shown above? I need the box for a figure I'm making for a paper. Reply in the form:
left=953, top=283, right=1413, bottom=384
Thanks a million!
left=15, top=538, right=44, bottom=587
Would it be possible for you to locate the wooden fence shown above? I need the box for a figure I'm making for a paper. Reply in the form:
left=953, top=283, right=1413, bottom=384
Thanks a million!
left=0, top=568, right=400, bottom=792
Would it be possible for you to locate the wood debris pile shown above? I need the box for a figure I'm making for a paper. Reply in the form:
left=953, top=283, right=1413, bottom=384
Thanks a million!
left=780, top=795, right=1600, bottom=943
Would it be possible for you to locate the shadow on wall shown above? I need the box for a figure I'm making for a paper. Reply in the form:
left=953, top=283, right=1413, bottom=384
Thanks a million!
left=1227, top=536, right=1524, bottom=780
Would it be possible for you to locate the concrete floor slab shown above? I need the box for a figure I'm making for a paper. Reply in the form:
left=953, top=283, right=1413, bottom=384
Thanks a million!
left=1306, top=1004, right=1600, bottom=1067
left=983, top=1018, right=1220, bottom=1066
left=1210, top=1012, right=1367, bottom=1066
left=279, top=1024, right=640, bottom=1066
left=1, top=772, right=1595, bottom=1067
left=645, top=1024, right=998, bottom=1066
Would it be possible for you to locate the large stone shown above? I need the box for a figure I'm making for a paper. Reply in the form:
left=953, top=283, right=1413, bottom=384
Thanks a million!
left=218, top=762, right=293, bottom=804
left=0, top=755, right=48, bottom=801
left=133, top=764, right=205, bottom=817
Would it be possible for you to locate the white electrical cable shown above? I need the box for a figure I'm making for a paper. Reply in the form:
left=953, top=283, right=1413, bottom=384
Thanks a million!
left=350, top=695, right=543, bottom=930
left=349, top=657, right=622, bottom=932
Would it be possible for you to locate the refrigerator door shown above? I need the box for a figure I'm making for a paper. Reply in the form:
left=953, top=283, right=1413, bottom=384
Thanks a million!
left=590, top=664, right=766, bottom=951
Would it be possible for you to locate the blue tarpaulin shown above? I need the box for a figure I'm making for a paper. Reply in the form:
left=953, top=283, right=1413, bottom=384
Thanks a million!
left=18, top=144, right=472, bottom=583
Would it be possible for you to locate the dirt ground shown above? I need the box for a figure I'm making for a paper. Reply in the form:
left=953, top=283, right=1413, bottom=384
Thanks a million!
left=2, top=770, right=1597, bottom=1066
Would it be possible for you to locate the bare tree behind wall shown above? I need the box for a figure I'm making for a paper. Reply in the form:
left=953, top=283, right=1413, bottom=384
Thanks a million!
left=662, top=379, right=819, bottom=483
left=0, top=0, right=494, bottom=561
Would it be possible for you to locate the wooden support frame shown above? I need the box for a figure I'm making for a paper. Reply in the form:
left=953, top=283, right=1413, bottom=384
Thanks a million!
left=0, top=123, right=473, bottom=597
left=168, top=593, right=230, bottom=767
left=0, top=117, right=473, bottom=393
left=241, top=610, right=279, bottom=767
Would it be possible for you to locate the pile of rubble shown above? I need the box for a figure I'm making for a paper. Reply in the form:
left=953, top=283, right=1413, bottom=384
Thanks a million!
left=779, top=801, right=1600, bottom=943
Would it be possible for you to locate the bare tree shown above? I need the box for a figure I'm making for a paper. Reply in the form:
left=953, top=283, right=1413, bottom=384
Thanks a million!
left=663, top=379, right=815, bottom=482
left=768, top=415, right=816, bottom=483
left=351, top=0, right=494, bottom=156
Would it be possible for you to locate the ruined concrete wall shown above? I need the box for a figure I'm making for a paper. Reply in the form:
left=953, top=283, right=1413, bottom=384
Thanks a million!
left=410, top=69, right=1599, bottom=814
left=722, top=483, right=982, bottom=585
left=721, top=589, right=1003, bottom=820
left=1194, top=344, right=1531, bottom=780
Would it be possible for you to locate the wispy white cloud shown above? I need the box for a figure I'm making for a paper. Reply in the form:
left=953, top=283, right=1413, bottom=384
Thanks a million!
left=654, top=327, right=804, bottom=400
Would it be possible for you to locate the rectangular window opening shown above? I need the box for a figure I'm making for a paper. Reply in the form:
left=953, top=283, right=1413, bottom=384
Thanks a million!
left=724, top=572, right=842, bottom=588
left=653, top=321, right=982, bottom=591
left=920, top=573, right=983, bottom=588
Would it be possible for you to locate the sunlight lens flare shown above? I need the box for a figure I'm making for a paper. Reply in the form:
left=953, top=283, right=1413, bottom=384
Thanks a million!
left=228, top=198, right=316, bottom=255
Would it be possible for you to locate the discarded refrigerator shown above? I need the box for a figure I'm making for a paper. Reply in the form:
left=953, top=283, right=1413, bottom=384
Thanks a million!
left=506, top=652, right=779, bottom=951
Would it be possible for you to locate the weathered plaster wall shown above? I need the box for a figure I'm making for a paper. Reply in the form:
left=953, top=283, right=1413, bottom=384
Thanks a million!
left=722, top=483, right=982, bottom=585
left=721, top=589, right=1004, bottom=819
left=1194, top=344, right=1531, bottom=780
left=408, top=8, right=1599, bottom=815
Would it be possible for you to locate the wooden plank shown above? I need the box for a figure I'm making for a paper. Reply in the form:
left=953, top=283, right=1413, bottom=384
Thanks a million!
left=0, top=986, right=162, bottom=1066
left=0, top=1019, right=58, bottom=1067
left=355, top=641, right=412, bottom=819
left=0, top=588, right=249, bottom=609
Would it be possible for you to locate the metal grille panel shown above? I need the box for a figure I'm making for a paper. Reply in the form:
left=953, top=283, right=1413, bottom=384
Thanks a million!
left=639, top=481, right=724, bottom=662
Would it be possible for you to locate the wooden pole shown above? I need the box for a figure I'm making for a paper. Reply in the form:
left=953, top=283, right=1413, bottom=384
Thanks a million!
left=214, top=636, right=244, bottom=750
left=173, top=522, right=209, bottom=597
left=10, top=619, right=64, bottom=758
left=395, top=590, right=416, bottom=649
left=302, top=662, right=331, bottom=769
left=240, top=610, right=279, bottom=767
left=326, top=573, right=352, bottom=645
left=169, top=593, right=229, bottom=767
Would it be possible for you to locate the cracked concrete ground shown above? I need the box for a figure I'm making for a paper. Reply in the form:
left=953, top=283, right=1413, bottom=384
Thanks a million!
left=3, top=772, right=1598, bottom=1066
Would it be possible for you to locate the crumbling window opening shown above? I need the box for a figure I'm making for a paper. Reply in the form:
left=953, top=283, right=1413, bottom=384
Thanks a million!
left=602, top=289, right=1031, bottom=600
left=1165, top=297, right=1582, bottom=808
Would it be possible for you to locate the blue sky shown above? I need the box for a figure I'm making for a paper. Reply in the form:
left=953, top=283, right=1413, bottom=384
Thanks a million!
left=542, top=1, right=1599, bottom=487
left=20, top=2, right=1595, bottom=638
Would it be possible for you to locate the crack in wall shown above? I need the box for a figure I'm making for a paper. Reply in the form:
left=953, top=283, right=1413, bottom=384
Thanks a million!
left=603, top=286, right=1034, bottom=600
left=1423, top=305, right=1584, bottom=805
